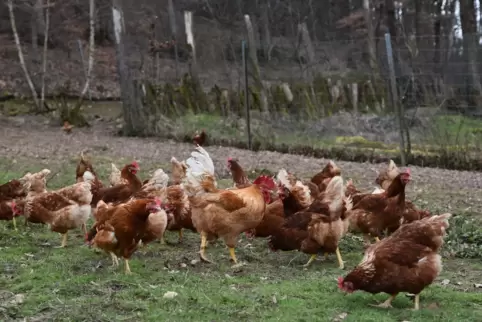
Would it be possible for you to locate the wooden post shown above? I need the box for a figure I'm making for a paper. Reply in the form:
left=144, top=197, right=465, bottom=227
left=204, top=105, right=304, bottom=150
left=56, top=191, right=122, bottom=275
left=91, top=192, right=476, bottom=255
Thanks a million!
left=242, top=40, right=252, bottom=150
left=385, top=33, right=407, bottom=166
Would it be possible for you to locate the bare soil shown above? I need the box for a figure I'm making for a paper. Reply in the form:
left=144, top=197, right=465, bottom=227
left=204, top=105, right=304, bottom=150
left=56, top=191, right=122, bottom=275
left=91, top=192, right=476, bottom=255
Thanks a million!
left=1, top=113, right=481, bottom=215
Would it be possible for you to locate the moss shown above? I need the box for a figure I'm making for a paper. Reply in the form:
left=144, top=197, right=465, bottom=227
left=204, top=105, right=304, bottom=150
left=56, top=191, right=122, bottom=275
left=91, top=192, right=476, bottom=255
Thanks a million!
left=334, top=136, right=387, bottom=149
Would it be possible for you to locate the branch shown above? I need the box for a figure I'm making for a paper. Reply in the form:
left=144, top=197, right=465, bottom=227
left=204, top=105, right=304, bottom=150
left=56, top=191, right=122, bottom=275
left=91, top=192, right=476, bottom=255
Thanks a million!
left=7, top=0, right=40, bottom=109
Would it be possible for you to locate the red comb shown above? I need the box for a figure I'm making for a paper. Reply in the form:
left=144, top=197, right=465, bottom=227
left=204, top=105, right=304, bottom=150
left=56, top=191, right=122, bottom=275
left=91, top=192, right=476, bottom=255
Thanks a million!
left=131, top=161, right=139, bottom=168
left=405, top=168, right=411, bottom=174
left=337, top=277, right=344, bottom=287
left=227, top=157, right=233, bottom=162
left=154, top=198, right=161, bottom=205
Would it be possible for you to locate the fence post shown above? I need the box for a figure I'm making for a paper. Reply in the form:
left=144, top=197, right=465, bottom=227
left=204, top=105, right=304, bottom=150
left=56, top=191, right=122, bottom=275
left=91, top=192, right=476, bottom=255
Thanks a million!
left=242, top=40, right=252, bottom=150
left=384, top=33, right=406, bottom=166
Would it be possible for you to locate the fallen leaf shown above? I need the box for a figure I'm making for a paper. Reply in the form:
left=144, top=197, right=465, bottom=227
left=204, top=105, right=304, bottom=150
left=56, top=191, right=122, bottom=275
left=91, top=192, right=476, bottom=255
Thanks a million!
left=441, top=279, right=450, bottom=286
left=272, top=295, right=277, bottom=304
left=474, top=284, right=482, bottom=288
left=163, top=291, right=178, bottom=299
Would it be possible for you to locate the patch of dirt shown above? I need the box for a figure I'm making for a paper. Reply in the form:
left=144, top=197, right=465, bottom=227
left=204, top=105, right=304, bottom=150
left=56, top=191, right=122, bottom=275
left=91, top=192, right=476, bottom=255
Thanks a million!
left=1, top=114, right=481, bottom=214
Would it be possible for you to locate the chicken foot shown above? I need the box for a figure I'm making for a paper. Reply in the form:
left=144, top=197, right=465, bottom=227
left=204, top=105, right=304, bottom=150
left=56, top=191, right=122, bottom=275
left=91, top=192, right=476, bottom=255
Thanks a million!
left=81, top=223, right=87, bottom=235
left=199, top=232, right=213, bottom=263
left=229, top=247, right=238, bottom=264
left=303, top=254, right=317, bottom=268
left=370, top=293, right=398, bottom=308
left=55, top=233, right=68, bottom=248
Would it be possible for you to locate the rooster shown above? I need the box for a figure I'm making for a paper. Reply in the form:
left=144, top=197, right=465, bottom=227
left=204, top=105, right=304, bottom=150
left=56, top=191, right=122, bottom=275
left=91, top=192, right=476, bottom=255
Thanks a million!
left=338, top=213, right=452, bottom=310
left=183, top=146, right=276, bottom=264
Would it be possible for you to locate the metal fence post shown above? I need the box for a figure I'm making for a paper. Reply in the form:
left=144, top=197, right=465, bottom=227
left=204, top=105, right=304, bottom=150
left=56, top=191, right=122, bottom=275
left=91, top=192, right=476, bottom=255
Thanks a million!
left=242, top=40, right=252, bottom=150
left=384, top=33, right=406, bottom=166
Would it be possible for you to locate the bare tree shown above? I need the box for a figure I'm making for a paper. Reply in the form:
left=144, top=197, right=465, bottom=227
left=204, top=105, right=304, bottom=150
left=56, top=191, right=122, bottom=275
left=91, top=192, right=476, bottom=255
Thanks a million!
left=40, top=0, right=50, bottom=110
left=80, top=0, right=95, bottom=99
left=7, top=0, right=40, bottom=109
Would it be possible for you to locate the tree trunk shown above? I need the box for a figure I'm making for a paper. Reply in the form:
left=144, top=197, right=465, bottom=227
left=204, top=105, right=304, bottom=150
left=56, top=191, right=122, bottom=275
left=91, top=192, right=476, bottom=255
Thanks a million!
left=80, top=0, right=95, bottom=99
left=385, top=0, right=397, bottom=40
left=40, top=0, right=50, bottom=111
left=363, top=0, right=377, bottom=71
left=459, top=0, right=482, bottom=110
left=7, top=0, right=40, bottom=110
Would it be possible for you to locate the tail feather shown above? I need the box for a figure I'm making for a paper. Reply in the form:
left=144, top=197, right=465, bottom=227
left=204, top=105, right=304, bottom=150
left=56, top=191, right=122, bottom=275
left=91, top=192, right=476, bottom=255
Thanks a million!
left=276, top=169, right=293, bottom=189
left=322, top=176, right=344, bottom=215
left=143, top=169, right=169, bottom=190
left=183, top=146, right=216, bottom=195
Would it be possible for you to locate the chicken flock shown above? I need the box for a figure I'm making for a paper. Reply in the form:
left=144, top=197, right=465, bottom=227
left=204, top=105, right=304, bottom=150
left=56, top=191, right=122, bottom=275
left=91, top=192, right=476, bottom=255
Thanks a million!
left=0, top=147, right=453, bottom=310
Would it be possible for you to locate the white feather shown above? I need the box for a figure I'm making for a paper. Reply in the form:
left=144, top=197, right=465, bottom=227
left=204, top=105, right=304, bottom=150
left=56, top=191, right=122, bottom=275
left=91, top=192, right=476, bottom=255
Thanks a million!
left=372, top=187, right=384, bottom=194
left=83, top=171, right=95, bottom=184
left=323, top=176, right=344, bottom=214
left=183, top=146, right=216, bottom=194
left=144, top=169, right=169, bottom=190
left=276, top=169, right=292, bottom=189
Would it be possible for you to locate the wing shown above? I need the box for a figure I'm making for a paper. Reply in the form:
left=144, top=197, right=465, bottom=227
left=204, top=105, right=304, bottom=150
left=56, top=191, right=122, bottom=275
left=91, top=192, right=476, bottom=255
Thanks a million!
left=190, top=190, right=246, bottom=212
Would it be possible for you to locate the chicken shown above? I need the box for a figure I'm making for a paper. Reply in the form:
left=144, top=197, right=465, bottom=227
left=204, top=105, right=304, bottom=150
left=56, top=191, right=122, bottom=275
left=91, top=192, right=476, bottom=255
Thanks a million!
left=90, top=162, right=142, bottom=205
left=183, top=145, right=276, bottom=264
left=0, top=178, right=27, bottom=201
left=131, top=168, right=169, bottom=200
left=268, top=176, right=352, bottom=269
left=21, top=169, right=51, bottom=195
left=348, top=169, right=411, bottom=244
left=277, top=169, right=313, bottom=209
left=310, top=161, right=341, bottom=192
left=338, top=213, right=452, bottom=310
left=62, top=121, right=74, bottom=134
left=109, top=163, right=129, bottom=187
left=90, top=198, right=163, bottom=274
left=374, top=160, right=431, bottom=226
left=75, top=153, right=105, bottom=194
left=170, top=157, right=187, bottom=185
left=193, top=129, right=207, bottom=146
left=14, top=184, right=93, bottom=247
left=163, top=184, right=194, bottom=243
left=14, top=192, right=76, bottom=226
left=227, top=157, right=251, bottom=189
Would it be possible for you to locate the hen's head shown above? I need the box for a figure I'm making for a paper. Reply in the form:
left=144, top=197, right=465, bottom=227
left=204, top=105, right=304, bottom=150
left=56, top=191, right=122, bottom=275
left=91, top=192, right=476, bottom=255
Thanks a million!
left=253, top=175, right=276, bottom=203
left=400, top=168, right=411, bottom=185
left=227, top=157, right=234, bottom=169
left=146, top=198, right=162, bottom=213
left=10, top=201, right=22, bottom=217
left=337, top=277, right=355, bottom=293
left=244, top=229, right=255, bottom=240
left=277, top=184, right=290, bottom=200
left=128, top=161, right=140, bottom=174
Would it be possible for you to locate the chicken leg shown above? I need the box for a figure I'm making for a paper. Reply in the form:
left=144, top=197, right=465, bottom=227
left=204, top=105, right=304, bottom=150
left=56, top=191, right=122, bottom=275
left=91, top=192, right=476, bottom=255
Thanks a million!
left=56, top=233, right=68, bottom=248
left=109, top=252, right=119, bottom=267
left=374, top=236, right=381, bottom=243
left=124, top=259, right=132, bottom=274
left=336, top=247, right=344, bottom=269
left=413, top=294, right=420, bottom=310
left=178, top=229, right=184, bottom=243
left=229, top=247, right=238, bottom=264
left=12, top=217, right=17, bottom=231
left=303, top=254, right=316, bottom=267
left=199, top=232, right=213, bottom=263
left=81, top=223, right=87, bottom=235
left=370, top=293, right=398, bottom=308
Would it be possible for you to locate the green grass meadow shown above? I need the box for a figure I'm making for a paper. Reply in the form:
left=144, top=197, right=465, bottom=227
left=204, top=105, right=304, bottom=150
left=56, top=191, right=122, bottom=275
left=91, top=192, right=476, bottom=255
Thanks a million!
left=1, top=157, right=482, bottom=321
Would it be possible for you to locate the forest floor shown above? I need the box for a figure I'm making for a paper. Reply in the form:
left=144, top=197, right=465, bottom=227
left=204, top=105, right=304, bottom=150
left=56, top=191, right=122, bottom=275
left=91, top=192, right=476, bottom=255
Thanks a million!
left=0, top=113, right=482, bottom=321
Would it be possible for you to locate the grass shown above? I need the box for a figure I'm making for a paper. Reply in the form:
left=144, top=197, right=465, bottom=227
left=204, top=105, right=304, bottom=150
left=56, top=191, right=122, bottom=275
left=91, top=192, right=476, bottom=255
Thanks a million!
left=1, top=157, right=482, bottom=321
